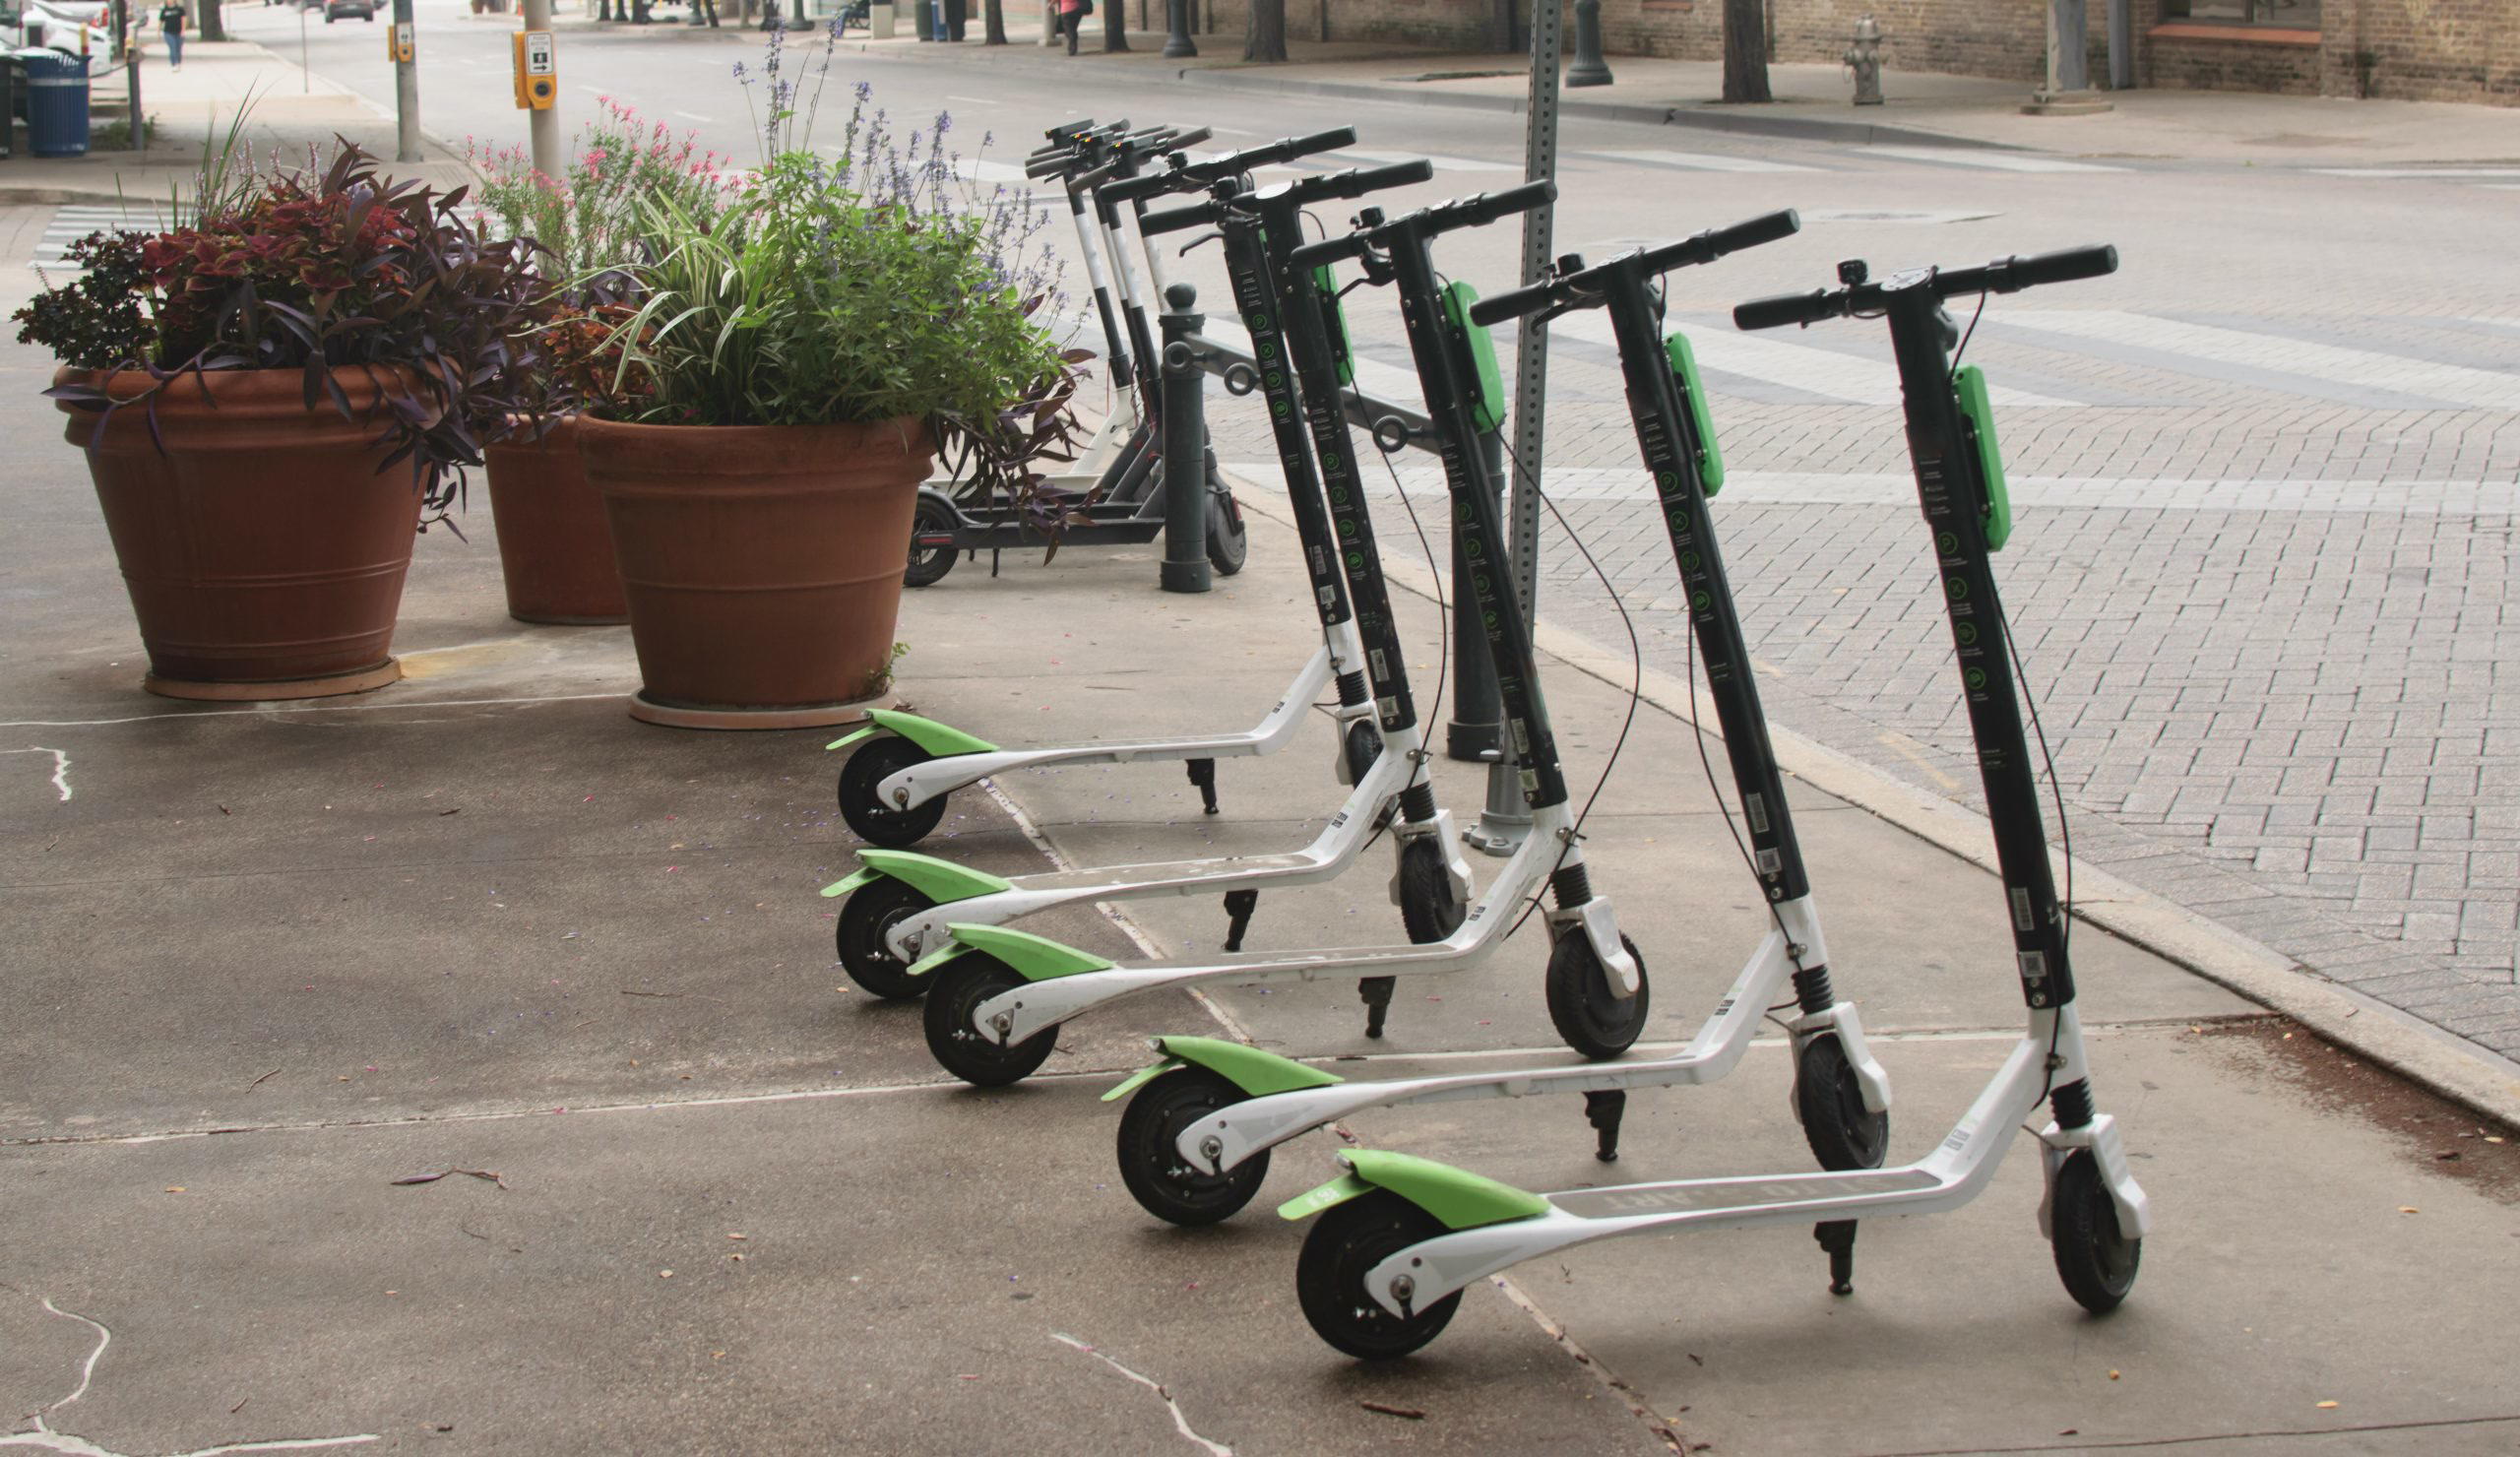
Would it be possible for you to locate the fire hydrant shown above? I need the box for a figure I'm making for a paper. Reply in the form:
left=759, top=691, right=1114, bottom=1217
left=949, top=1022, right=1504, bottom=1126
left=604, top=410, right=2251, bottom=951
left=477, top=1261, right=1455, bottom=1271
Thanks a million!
left=1845, top=16, right=1886, bottom=106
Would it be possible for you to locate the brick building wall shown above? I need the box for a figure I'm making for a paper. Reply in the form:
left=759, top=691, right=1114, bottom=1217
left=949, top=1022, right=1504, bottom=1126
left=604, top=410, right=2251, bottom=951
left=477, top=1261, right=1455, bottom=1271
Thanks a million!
left=1192, top=0, right=2512, bottom=105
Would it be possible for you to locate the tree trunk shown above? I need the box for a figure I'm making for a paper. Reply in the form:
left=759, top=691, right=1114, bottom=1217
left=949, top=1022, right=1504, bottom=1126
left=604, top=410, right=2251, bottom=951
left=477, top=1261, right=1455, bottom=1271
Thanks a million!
left=1243, top=0, right=1283, bottom=61
left=983, top=0, right=1006, bottom=42
left=1720, top=0, right=1770, bottom=102
left=198, top=0, right=226, bottom=41
left=1102, top=0, right=1126, bottom=49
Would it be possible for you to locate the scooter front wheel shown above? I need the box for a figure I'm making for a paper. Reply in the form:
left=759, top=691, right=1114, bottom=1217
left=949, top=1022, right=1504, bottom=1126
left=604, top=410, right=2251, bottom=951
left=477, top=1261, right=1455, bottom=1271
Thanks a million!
left=1544, top=931, right=1651, bottom=1060
left=835, top=876, right=939, bottom=1000
left=1794, top=1033, right=1889, bottom=1172
left=1396, top=838, right=1467, bottom=944
left=1296, top=1189, right=1460, bottom=1360
left=838, top=735, right=949, bottom=848
left=1206, top=492, right=1247, bottom=577
left=2049, top=1149, right=2140, bottom=1313
left=923, top=954, right=1057, bottom=1087
left=905, top=493, right=961, bottom=588
left=1115, top=1066, right=1269, bottom=1226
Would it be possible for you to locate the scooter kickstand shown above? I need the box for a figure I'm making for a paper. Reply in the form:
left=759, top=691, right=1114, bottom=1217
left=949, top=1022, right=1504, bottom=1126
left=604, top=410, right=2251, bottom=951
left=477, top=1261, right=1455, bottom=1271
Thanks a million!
left=1358, top=976, right=1396, bottom=1039
left=1583, top=1090, right=1626, bottom=1163
left=1185, top=758, right=1220, bottom=815
left=1814, top=1221, right=1858, bottom=1296
left=1222, top=889, right=1260, bottom=952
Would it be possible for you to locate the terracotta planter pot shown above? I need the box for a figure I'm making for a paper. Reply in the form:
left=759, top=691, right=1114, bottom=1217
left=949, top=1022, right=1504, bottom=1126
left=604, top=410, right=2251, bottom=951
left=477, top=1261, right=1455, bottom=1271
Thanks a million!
left=59, top=366, right=432, bottom=701
left=576, top=414, right=933, bottom=728
left=483, top=416, right=629, bottom=625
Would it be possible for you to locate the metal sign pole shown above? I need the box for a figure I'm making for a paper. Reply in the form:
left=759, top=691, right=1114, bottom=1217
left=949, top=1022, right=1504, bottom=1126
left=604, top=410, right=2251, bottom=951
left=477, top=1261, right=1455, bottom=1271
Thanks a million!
left=1466, top=0, right=1563, bottom=854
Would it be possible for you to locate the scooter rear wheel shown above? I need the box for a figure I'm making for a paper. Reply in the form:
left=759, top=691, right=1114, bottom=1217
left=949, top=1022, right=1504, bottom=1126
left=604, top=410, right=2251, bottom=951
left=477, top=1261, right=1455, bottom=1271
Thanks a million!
left=1396, top=838, right=1467, bottom=944
left=2050, top=1149, right=2141, bottom=1313
left=1297, top=1189, right=1461, bottom=1360
left=1794, top=1033, right=1889, bottom=1171
left=1544, top=931, right=1651, bottom=1060
left=923, top=954, right=1057, bottom=1087
left=838, top=735, right=949, bottom=848
left=905, top=494, right=961, bottom=589
left=835, top=876, right=938, bottom=1000
left=1206, top=492, right=1247, bottom=577
left=1115, top=1066, right=1269, bottom=1226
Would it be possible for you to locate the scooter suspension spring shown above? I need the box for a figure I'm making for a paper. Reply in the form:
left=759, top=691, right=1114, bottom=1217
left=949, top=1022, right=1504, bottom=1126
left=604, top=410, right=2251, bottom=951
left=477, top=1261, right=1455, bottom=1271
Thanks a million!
left=1792, top=966, right=1836, bottom=1017
left=1549, top=864, right=1593, bottom=909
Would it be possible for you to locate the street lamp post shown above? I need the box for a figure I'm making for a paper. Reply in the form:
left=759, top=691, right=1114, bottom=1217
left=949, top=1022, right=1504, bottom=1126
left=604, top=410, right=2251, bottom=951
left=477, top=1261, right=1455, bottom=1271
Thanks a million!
left=392, top=0, right=420, bottom=161
left=523, top=0, right=558, bottom=176
left=1565, top=0, right=1611, bottom=87
left=1162, top=0, right=1194, bottom=56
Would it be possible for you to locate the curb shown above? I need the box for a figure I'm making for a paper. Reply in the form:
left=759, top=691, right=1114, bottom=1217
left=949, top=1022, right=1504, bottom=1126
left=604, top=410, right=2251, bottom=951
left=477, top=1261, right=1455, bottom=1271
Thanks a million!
left=1177, top=66, right=2021, bottom=152
left=1228, top=480, right=2520, bottom=1131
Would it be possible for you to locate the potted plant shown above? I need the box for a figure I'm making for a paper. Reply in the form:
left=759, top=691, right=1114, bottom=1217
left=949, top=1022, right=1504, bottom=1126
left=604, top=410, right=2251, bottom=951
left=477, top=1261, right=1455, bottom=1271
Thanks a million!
left=579, top=31, right=1079, bottom=728
left=466, top=106, right=728, bottom=625
left=12, top=139, right=540, bottom=700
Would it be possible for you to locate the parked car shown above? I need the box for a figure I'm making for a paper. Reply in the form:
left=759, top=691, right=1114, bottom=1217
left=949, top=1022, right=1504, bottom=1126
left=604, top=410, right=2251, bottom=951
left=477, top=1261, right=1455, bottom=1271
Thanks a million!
left=6, top=0, right=109, bottom=58
left=324, top=0, right=375, bottom=19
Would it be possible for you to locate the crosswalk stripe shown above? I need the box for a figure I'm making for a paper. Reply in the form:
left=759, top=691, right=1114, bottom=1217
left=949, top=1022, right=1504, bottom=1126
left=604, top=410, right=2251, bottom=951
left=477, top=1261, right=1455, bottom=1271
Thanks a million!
left=2311, top=167, right=2520, bottom=179
left=1548, top=311, right=2079, bottom=409
left=1575, top=149, right=1825, bottom=174
left=1298, top=150, right=1519, bottom=174
left=1858, top=145, right=2126, bottom=174
left=2015, top=310, right=2520, bottom=411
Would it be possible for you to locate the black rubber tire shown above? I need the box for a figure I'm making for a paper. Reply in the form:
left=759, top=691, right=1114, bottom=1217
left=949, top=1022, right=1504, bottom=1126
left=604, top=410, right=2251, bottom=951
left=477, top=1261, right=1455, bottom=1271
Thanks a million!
left=1296, top=1189, right=1461, bottom=1360
left=834, top=876, right=939, bottom=1001
left=904, top=494, right=960, bottom=589
left=1206, top=492, right=1247, bottom=577
left=1396, top=838, right=1467, bottom=945
left=1794, top=1033, right=1890, bottom=1172
left=1544, top=931, right=1651, bottom=1060
left=837, top=735, right=948, bottom=848
left=2050, top=1149, right=2141, bottom=1314
left=922, top=954, right=1057, bottom=1087
left=1343, top=719, right=1382, bottom=786
left=1115, top=1066, right=1269, bottom=1227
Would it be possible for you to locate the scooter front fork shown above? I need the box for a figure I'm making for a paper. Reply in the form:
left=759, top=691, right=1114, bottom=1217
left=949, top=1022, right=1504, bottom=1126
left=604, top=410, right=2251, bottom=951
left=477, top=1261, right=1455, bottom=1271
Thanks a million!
left=1538, top=842, right=1640, bottom=996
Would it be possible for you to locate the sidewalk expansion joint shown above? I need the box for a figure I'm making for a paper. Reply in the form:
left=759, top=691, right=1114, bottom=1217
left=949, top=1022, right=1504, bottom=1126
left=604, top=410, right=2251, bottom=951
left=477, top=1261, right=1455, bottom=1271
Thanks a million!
left=1047, top=1335, right=1233, bottom=1457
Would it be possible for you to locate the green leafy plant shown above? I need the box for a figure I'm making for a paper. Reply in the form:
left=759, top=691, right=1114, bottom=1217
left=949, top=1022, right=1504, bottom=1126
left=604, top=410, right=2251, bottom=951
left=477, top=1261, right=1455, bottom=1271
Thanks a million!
left=464, top=98, right=729, bottom=282
left=598, top=22, right=1083, bottom=520
left=12, top=139, right=545, bottom=524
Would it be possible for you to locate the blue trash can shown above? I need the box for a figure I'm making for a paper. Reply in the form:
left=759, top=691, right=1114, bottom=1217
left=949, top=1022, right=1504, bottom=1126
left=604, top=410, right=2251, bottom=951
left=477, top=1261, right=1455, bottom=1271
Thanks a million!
left=24, top=52, right=91, bottom=159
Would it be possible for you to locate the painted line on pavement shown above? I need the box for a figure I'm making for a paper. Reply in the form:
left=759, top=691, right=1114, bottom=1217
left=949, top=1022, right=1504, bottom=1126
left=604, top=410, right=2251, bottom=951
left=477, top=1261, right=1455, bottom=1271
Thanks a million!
left=2013, top=310, right=2520, bottom=411
left=1574, top=148, right=1825, bottom=174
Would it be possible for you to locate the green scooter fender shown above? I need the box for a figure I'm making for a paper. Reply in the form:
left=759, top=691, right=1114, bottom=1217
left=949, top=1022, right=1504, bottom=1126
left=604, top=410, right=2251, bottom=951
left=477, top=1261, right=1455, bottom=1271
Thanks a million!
left=1277, top=1149, right=1550, bottom=1230
left=1101, top=1035, right=1345, bottom=1104
left=818, top=850, right=1015, bottom=902
left=824, top=710, right=1001, bottom=758
left=905, top=922, right=1116, bottom=982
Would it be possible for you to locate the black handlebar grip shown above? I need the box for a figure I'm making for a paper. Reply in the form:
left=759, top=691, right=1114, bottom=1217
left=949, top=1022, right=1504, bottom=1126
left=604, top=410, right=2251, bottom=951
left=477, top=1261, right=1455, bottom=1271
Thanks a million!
left=1162, top=126, right=1214, bottom=151
left=1333, top=158, right=1435, bottom=199
left=1068, top=160, right=1120, bottom=192
left=1640, top=209, right=1799, bottom=274
left=1100, top=170, right=1196, bottom=205
left=1732, top=288, right=1836, bottom=332
left=1288, top=125, right=1358, bottom=158
left=1288, top=231, right=1371, bottom=272
left=2000, top=243, right=2117, bottom=291
left=1043, top=117, right=1098, bottom=141
left=1183, top=125, right=1357, bottom=183
left=1419, top=179, right=1554, bottom=235
left=1140, top=199, right=1221, bottom=237
left=1466, top=278, right=1560, bottom=328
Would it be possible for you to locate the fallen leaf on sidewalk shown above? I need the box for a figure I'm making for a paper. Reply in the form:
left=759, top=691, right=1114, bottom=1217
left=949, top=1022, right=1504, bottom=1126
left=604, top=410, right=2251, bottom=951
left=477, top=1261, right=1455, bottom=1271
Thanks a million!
left=1358, top=1401, right=1425, bottom=1421
left=2399, top=1206, right=2420, bottom=1214
left=2317, top=1401, right=2339, bottom=1409
left=392, top=1168, right=509, bottom=1190
left=164, top=1186, right=186, bottom=1193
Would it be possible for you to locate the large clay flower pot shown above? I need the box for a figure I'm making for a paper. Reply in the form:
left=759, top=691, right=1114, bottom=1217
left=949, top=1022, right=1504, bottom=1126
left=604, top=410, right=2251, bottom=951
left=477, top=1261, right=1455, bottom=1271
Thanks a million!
left=483, top=415, right=629, bottom=625
left=576, top=414, right=933, bottom=729
left=59, top=366, right=431, bottom=701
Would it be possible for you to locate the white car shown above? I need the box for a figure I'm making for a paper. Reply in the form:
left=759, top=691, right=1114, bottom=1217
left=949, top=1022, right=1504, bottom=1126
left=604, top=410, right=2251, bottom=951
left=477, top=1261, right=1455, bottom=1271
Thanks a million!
left=8, top=0, right=111, bottom=59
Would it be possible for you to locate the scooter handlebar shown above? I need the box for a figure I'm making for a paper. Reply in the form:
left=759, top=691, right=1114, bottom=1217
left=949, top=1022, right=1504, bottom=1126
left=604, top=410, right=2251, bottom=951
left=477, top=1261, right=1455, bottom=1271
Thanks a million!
left=1299, top=158, right=1435, bottom=204
left=1466, top=278, right=1558, bottom=328
left=1641, top=208, right=1799, bottom=274
left=1140, top=198, right=1222, bottom=237
left=1732, top=287, right=1839, bottom=332
left=1420, top=179, right=1555, bottom=235
left=1287, top=231, right=1370, bottom=272
left=1177, top=125, right=1357, bottom=183
left=1980, top=242, right=2118, bottom=294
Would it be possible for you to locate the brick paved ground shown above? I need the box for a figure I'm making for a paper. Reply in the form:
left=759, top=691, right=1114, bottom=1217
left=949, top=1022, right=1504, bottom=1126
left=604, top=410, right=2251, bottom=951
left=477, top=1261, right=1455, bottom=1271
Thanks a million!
left=1187, top=143, right=2520, bottom=1059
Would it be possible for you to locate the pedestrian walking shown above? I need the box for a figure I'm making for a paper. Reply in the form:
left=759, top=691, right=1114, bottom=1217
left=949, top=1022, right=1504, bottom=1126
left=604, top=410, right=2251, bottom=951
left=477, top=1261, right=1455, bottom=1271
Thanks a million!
left=1057, top=0, right=1086, bottom=55
left=158, top=1, right=186, bottom=70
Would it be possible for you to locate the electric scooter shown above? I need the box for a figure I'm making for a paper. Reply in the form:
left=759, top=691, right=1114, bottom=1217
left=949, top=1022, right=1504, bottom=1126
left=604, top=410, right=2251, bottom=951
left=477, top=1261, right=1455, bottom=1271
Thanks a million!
left=1105, top=210, right=1900, bottom=1228
left=824, top=153, right=1477, bottom=999
left=903, top=182, right=1651, bottom=1089
left=907, top=121, right=1247, bottom=587
left=1280, top=244, right=2151, bottom=1361
left=830, top=131, right=1403, bottom=853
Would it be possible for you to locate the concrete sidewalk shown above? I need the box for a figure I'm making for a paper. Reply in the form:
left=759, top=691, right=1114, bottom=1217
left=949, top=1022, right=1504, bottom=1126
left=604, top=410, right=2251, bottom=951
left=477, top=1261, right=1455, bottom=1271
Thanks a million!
left=4, top=269, right=2520, bottom=1454
left=0, top=37, right=472, bottom=208
left=854, top=30, right=2520, bottom=163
